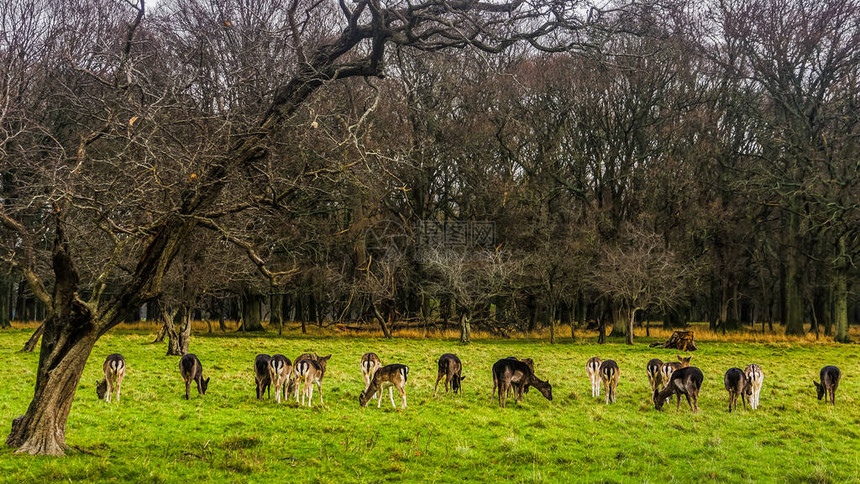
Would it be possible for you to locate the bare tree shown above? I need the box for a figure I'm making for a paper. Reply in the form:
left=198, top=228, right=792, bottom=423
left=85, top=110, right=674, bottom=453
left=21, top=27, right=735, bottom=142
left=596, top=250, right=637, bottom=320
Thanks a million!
left=593, top=224, right=696, bottom=344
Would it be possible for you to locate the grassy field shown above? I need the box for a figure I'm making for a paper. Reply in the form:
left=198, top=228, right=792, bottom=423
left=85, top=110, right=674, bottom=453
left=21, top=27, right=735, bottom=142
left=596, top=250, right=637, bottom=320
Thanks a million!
left=0, top=328, right=857, bottom=483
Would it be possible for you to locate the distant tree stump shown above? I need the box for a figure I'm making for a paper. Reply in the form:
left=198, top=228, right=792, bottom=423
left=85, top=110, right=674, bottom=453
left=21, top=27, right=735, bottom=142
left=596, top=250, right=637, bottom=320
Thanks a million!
left=650, top=330, right=697, bottom=351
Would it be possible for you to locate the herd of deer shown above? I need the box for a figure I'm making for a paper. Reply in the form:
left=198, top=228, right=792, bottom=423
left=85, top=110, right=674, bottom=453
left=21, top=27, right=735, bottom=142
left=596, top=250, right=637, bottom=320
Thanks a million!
left=93, top=351, right=843, bottom=412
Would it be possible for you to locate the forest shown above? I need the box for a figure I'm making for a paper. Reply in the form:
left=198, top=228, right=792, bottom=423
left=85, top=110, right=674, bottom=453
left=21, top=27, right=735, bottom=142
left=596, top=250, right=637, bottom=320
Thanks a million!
left=0, top=0, right=859, bottom=456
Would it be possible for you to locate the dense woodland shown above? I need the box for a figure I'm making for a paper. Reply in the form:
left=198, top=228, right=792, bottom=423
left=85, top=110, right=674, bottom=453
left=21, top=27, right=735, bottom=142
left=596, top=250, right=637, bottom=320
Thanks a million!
left=0, top=0, right=859, bottom=455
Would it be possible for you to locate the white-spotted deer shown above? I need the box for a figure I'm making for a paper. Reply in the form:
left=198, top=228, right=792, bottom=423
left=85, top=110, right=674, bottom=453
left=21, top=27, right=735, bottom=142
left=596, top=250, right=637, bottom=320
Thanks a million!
left=586, top=357, right=602, bottom=397
left=179, top=354, right=209, bottom=400
left=360, top=352, right=383, bottom=393
left=599, top=360, right=620, bottom=404
left=269, top=355, right=292, bottom=403
left=360, top=364, right=409, bottom=409
left=654, top=366, right=703, bottom=413
left=254, top=354, right=272, bottom=400
left=96, top=354, right=126, bottom=403
left=660, top=355, right=692, bottom=388
left=295, top=354, right=331, bottom=407
left=434, top=353, right=465, bottom=396
left=491, top=358, right=552, bottom=407
left=744, top=364, right=764, bottom=410
left=646, top=358, right=663, bottom=395
left=723, top=367, right=748, bottom=412
left=814, top=365, right=841, bottom=406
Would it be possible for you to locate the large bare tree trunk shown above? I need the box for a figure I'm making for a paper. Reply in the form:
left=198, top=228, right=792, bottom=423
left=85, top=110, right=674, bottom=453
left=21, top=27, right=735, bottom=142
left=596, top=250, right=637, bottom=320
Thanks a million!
left=7, top=318, right=98, bottom=455
left=0, top=272, right=11, bottom=329
left=239, top=287, right=265, bottom=331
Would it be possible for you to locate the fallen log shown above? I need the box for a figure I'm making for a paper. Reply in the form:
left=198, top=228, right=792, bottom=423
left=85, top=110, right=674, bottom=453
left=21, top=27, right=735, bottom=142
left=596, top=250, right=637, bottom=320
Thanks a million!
left=649, top=330, right=697, bottom=351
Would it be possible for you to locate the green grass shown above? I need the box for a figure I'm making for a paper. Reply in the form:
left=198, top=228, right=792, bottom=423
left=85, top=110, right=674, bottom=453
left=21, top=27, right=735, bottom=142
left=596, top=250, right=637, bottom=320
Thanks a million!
left=0, top=329, right=857, bottom=483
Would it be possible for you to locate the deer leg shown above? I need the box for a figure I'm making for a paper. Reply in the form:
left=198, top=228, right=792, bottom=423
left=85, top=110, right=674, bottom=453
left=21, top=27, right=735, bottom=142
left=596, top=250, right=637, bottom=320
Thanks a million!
left=185, top=380, right=191, bottom=400
left=675, top=393, right=680, bottom=410
left=377, top=385, right=383, bottom=408
left=401, top=385, right=407, bottom=409
left=116, top=378, right=122, bottom=403
left=389, top=387, right=397, bottom=408
left=308, top=382, right=315, bottom=407
left=685, top=393, right=693, bottom=411
left=433, top=374, right=441, bottom=397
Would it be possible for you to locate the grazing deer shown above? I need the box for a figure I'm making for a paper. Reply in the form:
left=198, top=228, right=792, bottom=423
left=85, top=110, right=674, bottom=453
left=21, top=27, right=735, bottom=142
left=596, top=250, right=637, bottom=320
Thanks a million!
left=492, top=358, right=552, bottom=408
left=359, top=364, right=410, bottom=409
left=744, top=364, right=764, bottom=410
left=660, top=355, right=692, bottom=388
left=434, top=353, right=466, bottom=396
left=295, top=354, right=332, bottom=407
left=268, top=354, right=292, bottom=403
left=254, top=354, right=272, bottom=400
left=586, top=357, right=602, bottom=397
left=646, top=358, right=663, bottom=395
left=291, top=353, right=319, bottom=402
left=814, top=365, right=841, bottom=406
left=179, top=354, right=209, bottom=400
left=599, top=360, right=620, bottom=404
left=492, top=357, right=534, bottom=399
left=96, top=354, right=126, bottom=403
left=654, top=366, right=703, bottom=413
left=723, top=367, right=748, bottom=412
left=361, top=352, right=383, bottom=392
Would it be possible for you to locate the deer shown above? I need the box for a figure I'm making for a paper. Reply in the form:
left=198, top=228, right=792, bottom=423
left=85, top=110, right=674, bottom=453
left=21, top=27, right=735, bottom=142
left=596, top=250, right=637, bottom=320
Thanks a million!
left=492, top=358, right=552, bottom=408
left=654, top=366, right=703, bottom=413
left=96, top=353, right=126, bottom=403
left=646, top=358, right=663, bottom=395
left=744, top=364, right=764, bottom=410
left=268, top=354, right=292, bottom=403
left=179, top=354, right=209, bottom=400
left=813, top=365, right=841, bottom=406
left=359, top=363, right=409, bottom=409
left=599, top=360, right=620, bottom=404
left=492, top=356, right=534, bottom=400
left=723, top=367, right=748, bottom=412
left=434, top=353, right=466, bottom=396
left=294, top=354, right=331, bottom=407
left=290, top=353, right=319, bottom=402
left=254, top=354, right=272, bottom=400
left=586, top=357, right=602, bottom=397
left=660, top=355, right=692, bottom=388
left=360, top=352, right=383, bottom=392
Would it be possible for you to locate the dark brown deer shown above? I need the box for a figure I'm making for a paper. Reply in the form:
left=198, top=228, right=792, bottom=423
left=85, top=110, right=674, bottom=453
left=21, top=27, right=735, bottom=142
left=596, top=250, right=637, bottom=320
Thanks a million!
left=295, top=354, right=331, bottom=407
left=599, top=360, right=620, bottom=404
left=660, top=355, right=692, bottom=388
left=254, top=354, right=272, bottom=400
left=359, top=364, right=409, bottom=409
left=814, top=365, right=841, bottom=406
left=492, top=358, right=552, bottom=407
left=646, top=358, right=663, bottom=395
left=96, top=354, right=126, bottom=403
left=723, top=367, right=748, bottom=412
left=434, top=353, right=465, bottom=396
left=179, top=354, right=209, bottom=400
left=492, top=357, right=534, bottom=399
left=654, top=366, right=703, bottom=413
left=586, top=357, right=602, bottom=397
left=268, top=355, right=292, bottom=403
left=360, top=352, right=383, bottom=392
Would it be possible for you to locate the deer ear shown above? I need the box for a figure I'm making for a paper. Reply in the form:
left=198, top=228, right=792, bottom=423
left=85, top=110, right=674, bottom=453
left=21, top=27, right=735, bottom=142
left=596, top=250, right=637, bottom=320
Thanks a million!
left=323, top=354, right=332, bottom=361
left=460, top=375, right=466, bottom=381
